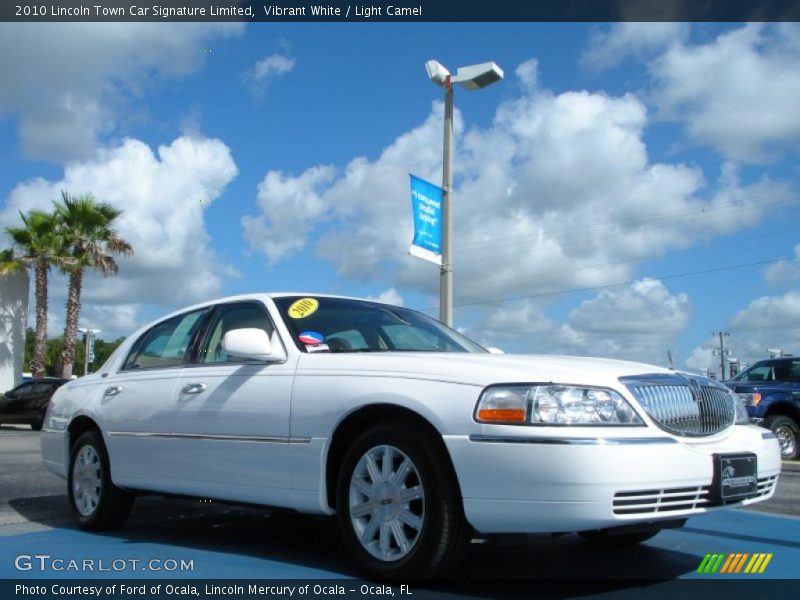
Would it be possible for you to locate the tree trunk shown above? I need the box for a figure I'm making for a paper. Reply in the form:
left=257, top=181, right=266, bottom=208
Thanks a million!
left=31, top=259, right=48, bottom=378
left=59, top=269, right=83, bottom=379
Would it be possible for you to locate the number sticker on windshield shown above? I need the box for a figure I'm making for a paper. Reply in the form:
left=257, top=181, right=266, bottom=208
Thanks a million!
left=288, top=298, right=319, bottom=319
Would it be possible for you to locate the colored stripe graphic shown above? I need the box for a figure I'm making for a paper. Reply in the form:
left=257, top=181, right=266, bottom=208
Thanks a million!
left=758, top=553, right=773, bottom=573
left=720, top=553, right=737, bottom=573
left=700, top=553, right=773, bottom=575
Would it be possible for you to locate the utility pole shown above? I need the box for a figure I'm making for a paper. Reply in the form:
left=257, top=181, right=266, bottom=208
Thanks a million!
left=712, top=331, right=730, bottom=380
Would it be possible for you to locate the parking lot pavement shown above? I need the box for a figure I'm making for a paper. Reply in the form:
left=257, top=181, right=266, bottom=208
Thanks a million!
left=1, top=427, right=799, bottom=590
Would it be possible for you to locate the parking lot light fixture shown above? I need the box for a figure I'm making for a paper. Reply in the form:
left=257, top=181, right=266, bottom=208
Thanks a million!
left=425, top=60, right=503, bottom=327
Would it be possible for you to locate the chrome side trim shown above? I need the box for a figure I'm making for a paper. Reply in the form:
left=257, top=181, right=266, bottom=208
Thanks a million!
left=108, top=431, right=311, bottom=444
left=468, top=435, right=677, bottom=445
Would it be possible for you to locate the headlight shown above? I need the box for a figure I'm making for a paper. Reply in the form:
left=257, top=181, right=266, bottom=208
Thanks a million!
left=475, top=384, right=644, bottom=426
left=733, top=393, right=751, bottom=424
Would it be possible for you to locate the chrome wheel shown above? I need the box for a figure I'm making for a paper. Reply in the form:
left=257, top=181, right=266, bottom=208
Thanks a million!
left=775, top=424, right=797, bottom=459
left=348, top=444, right=425, bottom=562
left=72, top=445, right=102, bottom=516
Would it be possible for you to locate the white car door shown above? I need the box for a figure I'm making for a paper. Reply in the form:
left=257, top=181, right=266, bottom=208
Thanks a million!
left=102, top=307, right=211, bottom=491
left=169, top=301, right=297, bottom=507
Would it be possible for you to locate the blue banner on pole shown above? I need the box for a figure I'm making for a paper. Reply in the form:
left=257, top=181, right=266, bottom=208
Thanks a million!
left=409, top=174, right=443, bottom=265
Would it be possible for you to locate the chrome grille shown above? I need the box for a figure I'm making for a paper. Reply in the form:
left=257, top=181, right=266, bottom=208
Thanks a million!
left=621, top=374, right=736, bottom=437
left=613, top=476, right=777, bottom=516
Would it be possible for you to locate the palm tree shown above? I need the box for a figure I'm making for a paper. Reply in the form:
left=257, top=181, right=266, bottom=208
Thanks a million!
left=55, top=192, right=133, bottom=378
left=3, top=211, right=67, bottom=377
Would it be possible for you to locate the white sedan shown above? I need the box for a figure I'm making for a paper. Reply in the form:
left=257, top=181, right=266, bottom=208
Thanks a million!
left=41, top=294, right=781, bottom=577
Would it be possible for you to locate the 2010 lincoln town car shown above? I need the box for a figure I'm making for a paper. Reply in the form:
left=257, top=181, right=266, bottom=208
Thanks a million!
left=42, top=294, right=781, bottom=577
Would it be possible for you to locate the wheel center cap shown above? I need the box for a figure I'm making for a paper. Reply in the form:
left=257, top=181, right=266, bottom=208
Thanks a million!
left=374, top=483, right=400, bottom=521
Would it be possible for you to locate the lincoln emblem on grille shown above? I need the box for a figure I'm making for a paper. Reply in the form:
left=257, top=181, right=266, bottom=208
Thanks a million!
left=688, top=377, right=702, bottom=402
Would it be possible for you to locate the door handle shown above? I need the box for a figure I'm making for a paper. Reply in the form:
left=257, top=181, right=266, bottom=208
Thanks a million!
left=181, top=383, right=207, bottom=394
left=104, top=386, right=122, bottom=397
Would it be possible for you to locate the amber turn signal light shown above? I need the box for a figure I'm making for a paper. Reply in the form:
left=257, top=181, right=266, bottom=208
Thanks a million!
left=476, top=408, right=526, bottom=423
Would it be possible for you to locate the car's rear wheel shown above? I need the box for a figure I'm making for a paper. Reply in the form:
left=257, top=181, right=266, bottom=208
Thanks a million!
left=765, top=415, right=799, bottom=460
left=336, top=423, right=471, bottom=578
left=579, top=528, right=662, bottom=546
left=68, top=430, right=133, bottom=530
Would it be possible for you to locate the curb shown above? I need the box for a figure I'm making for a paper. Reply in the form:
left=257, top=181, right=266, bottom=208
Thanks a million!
left=781, top=460, right=800, bottom=473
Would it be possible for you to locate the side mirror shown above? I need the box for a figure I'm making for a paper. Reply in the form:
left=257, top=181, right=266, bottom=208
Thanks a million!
left=222, top=328, right=285, bottom=362
left=486, top=347, right=505, bottom=355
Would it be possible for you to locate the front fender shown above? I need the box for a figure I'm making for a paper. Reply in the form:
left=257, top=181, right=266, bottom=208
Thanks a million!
left=755, top=395, right=800, bottom=420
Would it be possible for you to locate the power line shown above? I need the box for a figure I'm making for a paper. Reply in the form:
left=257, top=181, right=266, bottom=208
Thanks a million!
left=451, top=255, right=795, bottom=309
left=455, top=194, right=795, bottom=259
left=467, top=225, right=800, bottom=284
left=453, top=191, right=794, bottom=252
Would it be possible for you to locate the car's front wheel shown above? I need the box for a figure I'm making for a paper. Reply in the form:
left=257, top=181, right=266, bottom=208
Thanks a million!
left=68, top=430, right=133, bottom=530
left=765, top=415, right=799, bottom=460
left=336, top=423, right=471, bottom=578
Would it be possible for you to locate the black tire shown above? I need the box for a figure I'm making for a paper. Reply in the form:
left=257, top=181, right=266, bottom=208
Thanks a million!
left=765, top=415, right=799, bottom=460
left=336, top=422, right=472, bottom=579
left=579, top=528, right=662, bottom=546
left=30, top=419, right=43, bottom=431
left=68, top=430, right=133, bottom=530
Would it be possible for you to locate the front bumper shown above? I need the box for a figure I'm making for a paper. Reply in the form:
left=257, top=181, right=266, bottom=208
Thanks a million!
left=444, top=425, right=780, bottom=534
left=40, top=428, right=69, bottom=479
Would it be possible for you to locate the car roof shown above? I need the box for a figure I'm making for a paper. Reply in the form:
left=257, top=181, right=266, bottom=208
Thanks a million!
left=155, top=292, right=393, bottom=320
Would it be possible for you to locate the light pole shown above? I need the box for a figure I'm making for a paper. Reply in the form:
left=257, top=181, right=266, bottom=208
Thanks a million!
left=425, top=60, right=503, bottom=327
left=78, top=327, right=101, bottom=376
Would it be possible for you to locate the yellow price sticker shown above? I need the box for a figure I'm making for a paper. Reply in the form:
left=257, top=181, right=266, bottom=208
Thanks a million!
left=288, top=298, right=319, bottom=319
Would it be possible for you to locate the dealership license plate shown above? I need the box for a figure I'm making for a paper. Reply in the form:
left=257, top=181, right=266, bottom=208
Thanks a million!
left=713, top=453, right=757, bottom=500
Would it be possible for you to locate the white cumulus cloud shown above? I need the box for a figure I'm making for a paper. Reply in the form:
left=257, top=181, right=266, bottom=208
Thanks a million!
left=649, top=23, right=800, bottom=162
left=582, top=22, right=689, bottom=71
left=764, top=244, right=800, bottom=287
left=472, top=279, right=691, bottom=365
left=241, top=59, right=789, bottom=308
left=0, top=22, right=243, bottom=163
left=1, top=135, right=239, bottom=313
left=245, top=54, right=295, bottom=98
left=366, top=288, right=404, bottom=306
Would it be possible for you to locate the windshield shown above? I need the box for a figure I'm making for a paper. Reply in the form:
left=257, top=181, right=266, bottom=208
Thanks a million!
left=273, top=296, right=486, bottom=354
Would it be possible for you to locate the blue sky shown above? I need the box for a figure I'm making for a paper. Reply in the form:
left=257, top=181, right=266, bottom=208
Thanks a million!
left=1, top=22, right=799, bottom=374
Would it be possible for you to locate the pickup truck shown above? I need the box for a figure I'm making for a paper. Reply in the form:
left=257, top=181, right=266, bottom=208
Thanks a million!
left=726, top=356, right=800, bottom=459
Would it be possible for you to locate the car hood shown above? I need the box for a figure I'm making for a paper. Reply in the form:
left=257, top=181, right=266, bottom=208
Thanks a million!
left=298, top=352, right=673, bottom=389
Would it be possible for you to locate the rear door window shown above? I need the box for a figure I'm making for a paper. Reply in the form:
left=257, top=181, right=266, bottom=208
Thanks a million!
left=123, top=309, right=208, bottom=370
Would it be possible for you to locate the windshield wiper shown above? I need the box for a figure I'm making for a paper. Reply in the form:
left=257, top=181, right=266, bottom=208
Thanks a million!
left=326, top=348, right=392, bottom=353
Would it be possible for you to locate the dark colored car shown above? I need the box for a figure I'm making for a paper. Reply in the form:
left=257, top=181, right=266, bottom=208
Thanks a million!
left=0, top=378, right=69, bottom=431
left=726, top=357, right=800, bottom=460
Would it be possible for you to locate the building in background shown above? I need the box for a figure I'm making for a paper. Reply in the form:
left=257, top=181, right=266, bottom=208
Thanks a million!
left=0, top=270, right=28, bottom=392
